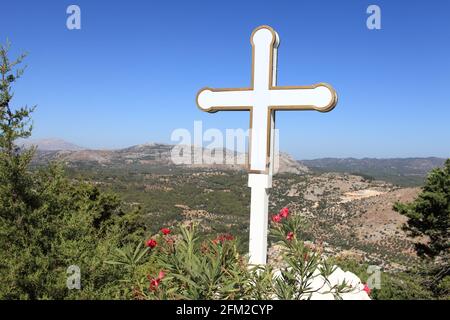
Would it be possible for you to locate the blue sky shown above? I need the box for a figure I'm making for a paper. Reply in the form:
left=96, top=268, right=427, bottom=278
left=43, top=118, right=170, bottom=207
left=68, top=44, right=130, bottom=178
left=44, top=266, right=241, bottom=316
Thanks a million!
left=1, top=0, right=449, bottom=159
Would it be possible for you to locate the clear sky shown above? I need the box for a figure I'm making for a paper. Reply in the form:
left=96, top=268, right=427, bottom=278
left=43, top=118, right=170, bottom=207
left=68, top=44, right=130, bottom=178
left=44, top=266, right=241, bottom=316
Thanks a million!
left=1, top=0, right=449, bottom=159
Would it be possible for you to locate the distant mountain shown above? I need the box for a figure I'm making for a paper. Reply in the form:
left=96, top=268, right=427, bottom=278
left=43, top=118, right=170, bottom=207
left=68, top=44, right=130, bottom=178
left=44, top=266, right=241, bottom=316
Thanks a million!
left=19, top=138, right=84, bottom=151
left=28, top=139, right=446, bottom=185
left=301, top=157, right=447, bottom=186
left=32, top=142, right=309, bottom=174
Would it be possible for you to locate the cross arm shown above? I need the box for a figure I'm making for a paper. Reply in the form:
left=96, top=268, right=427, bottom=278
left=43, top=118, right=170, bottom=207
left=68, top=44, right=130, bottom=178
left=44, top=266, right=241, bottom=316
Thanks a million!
left=196, top=88, right=253, bottom=112
left=269, top=83, right=337, bottom=112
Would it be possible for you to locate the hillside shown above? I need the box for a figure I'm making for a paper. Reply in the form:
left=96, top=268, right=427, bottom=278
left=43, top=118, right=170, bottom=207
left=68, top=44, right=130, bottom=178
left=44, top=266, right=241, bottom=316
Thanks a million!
left=25, top=139, right=445, bottom=269
left=31, top=141, right=309, bottom=174
left=58, top=163, right=420, bottom=271
left=302, top=157, right=447, bottom=186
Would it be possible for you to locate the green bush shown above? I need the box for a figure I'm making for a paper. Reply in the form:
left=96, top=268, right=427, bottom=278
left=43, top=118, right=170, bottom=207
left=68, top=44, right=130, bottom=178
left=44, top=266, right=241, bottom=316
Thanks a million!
left=0, top=164, right=145, bottom=299
left=394, top=159, right=450, bottom=297
left=108, top=209, right=354, bottom=300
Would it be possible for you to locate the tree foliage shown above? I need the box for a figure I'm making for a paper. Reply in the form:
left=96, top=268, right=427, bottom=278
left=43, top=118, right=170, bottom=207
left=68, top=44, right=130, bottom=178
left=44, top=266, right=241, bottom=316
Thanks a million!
left=0, top=41, right=145, bottom=299
left=394, top=159, right=450, bottom=297
left=394, top=159, right=449, bottom=259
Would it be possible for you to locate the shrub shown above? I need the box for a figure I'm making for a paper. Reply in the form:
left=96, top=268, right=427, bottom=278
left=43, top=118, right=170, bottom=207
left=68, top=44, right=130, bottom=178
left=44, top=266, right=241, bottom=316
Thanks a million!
left=394, top=159, right=450, bottom=297
left=108, top=207, right=354, bottom=300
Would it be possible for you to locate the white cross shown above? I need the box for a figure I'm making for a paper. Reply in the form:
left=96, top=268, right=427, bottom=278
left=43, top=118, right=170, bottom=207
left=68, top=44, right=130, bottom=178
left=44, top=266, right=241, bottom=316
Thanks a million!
left=196, top=25, right=337, bottom=265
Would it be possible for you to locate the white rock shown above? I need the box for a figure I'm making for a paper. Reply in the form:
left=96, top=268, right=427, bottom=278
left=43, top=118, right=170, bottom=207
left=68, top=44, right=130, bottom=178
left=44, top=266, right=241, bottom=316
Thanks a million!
left=273, top=266, right=371, bottom=300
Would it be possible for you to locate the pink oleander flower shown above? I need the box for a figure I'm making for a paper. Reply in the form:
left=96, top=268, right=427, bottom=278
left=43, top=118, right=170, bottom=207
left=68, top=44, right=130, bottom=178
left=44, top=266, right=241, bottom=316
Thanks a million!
left=148, top=270, right=165, bottom=291
left=286, top=231, right=294, bottom=241
left=363, top=283, right=371, bottom=295
left=272, top=214, right=282, bottom=223
left=145, top=238, right=157, bottom=249
left=161, top=228, right=171, bottom=235
left=279, top=207, right=289, bottom=218
left=149, top=277, right=160, bottom=291
left=213, top=234, right=234, bottom=244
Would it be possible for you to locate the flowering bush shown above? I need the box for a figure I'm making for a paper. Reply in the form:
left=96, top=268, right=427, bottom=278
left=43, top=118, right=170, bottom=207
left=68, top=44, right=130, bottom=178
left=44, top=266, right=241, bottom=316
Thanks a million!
left=268, top=207, right=354, bottom=299
left=107, top=207, right=354, bottom=300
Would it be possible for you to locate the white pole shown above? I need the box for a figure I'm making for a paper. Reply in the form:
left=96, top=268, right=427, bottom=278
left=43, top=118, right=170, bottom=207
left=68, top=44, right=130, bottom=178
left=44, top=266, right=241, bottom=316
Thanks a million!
left=248, top=173, right=271, bottom=265
left=248, top=108, right=275, bottom=266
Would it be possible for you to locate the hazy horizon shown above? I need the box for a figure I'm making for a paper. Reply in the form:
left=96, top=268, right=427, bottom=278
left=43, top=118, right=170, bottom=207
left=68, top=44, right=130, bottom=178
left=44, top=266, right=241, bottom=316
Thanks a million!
left=21, top=137, right=449, bottom=161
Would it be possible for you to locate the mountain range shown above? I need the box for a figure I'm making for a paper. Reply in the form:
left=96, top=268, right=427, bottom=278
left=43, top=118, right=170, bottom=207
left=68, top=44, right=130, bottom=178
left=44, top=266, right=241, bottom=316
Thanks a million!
left=25, top=138, right=447, bottom=185
left=28, top=139, right=309, bottom=174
